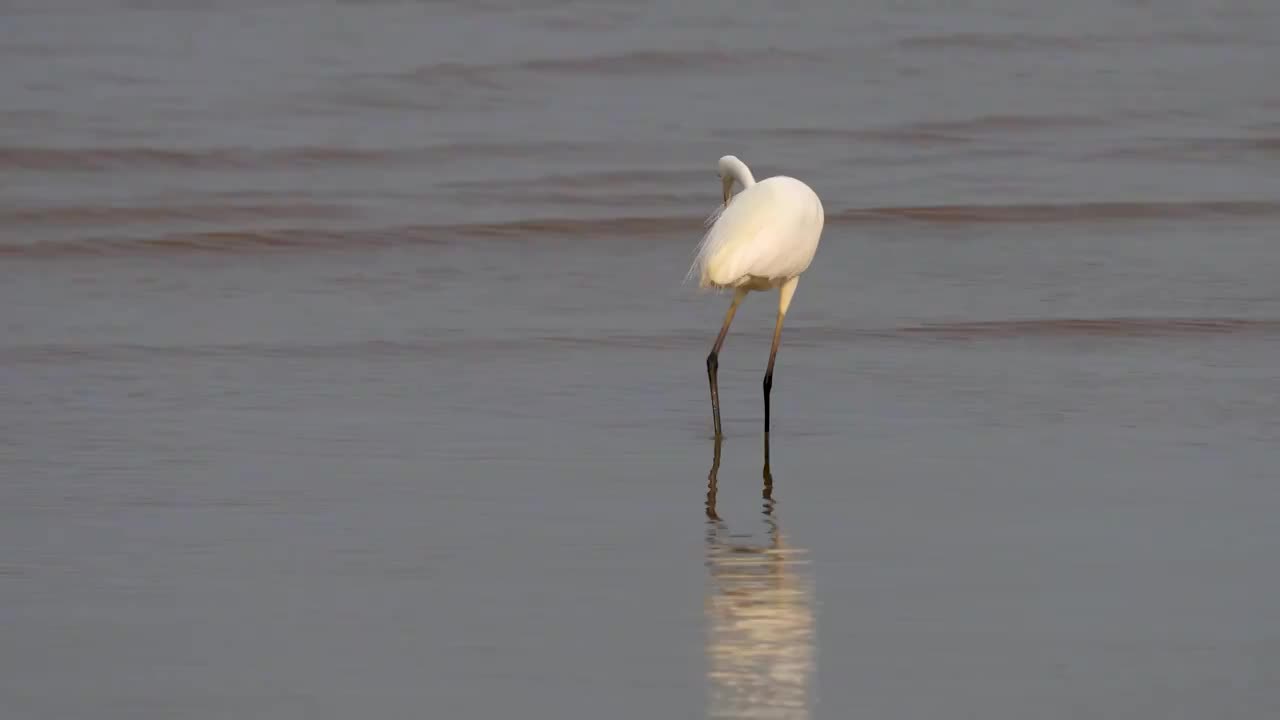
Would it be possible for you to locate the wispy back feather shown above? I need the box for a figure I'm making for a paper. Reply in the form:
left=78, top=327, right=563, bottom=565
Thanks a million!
left=684, top=201, right=730, bottom=287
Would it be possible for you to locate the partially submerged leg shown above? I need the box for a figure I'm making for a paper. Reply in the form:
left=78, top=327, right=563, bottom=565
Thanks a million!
left=705, top=435, right=723, bottom=521
left=762, top=432, right=773, bottom=500
left=763, top=277, right=799, bottom=435
left=707, top=288, right=747, bottom=437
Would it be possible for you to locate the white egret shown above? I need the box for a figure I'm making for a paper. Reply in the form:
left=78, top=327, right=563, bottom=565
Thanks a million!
left=688, top=155, right=824, bottom=437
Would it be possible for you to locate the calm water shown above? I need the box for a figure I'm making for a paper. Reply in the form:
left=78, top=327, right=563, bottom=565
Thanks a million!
left=4, top=1, right=1280, bottom=718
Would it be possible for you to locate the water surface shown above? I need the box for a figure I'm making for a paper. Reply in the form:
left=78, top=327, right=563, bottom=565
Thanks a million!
left=3, top=1, right=1280, bottom=718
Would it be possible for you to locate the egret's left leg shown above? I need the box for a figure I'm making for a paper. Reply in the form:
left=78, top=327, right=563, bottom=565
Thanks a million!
left=763, top=277, right=800, bottom=435
left=707, top=288, right=748, bottom=438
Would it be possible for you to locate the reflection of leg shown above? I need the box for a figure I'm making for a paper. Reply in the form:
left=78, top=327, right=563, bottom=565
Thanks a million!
left=705, top=436, right=723, bottom=521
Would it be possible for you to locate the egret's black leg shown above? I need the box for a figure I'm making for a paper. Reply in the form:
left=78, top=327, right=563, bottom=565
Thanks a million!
left=763, top=310, right=786, bottom=435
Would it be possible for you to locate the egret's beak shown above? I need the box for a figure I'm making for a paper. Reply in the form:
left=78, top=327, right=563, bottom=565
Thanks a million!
left=721, top=176, right=734, bottom=206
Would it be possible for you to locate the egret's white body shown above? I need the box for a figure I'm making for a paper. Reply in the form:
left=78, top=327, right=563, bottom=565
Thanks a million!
left=689, top=155, right=825, bottom=437
left=689, top=160, right=824, bottom=300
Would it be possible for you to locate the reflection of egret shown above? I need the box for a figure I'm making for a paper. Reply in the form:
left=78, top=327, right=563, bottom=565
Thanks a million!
left=689, top=155, right=825, bottom=437
left=704, top=436, right=816, bottom=719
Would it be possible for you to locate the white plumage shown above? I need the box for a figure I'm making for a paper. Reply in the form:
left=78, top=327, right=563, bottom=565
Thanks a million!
left=689, top=155, right=825, bottom=437
left=689, top=171, right=824, bottom=293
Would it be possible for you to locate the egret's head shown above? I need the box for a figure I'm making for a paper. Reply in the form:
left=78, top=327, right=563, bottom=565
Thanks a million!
left=717, top=155, right=741, bottom=206
left=716, top=155, right=757, bottom=207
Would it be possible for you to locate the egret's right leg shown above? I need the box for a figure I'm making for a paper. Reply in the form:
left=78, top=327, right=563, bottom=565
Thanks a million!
left=707, top=289, right=747, bottom=437
left=763, top=277, right=800, bottom=435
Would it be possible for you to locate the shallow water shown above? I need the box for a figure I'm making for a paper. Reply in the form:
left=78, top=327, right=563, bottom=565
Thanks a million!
left=3, top=1, right=1280, bottom=718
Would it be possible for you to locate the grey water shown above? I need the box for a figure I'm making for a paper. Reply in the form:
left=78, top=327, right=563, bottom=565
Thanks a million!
left=3, top=1, right=1280, bottom=717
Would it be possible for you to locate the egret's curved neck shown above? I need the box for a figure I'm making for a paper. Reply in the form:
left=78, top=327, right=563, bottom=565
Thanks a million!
left=719, top=156, right=756, bottom=189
